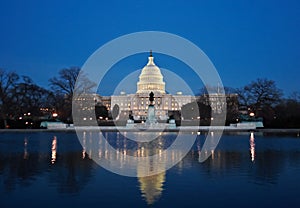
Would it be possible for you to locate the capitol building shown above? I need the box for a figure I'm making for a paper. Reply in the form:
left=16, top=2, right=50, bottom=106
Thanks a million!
left=109, top=51, right=193, bottom=121
left=75, top=51, right=237, bottom=124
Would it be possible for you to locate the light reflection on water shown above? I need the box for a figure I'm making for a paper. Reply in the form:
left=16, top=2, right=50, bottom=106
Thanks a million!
left=51, top=136, right=57, bottom=164
left=23, top=137, right=28, bottom=160
left=0, top=131, right=300, bottom=207
left=82, top=131, right=169, bottom=204
left=250, top=132, right=255, bottom=162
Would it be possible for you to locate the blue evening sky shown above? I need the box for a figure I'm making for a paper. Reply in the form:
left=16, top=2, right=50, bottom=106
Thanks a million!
left=0, top=0, right=299, bottom=96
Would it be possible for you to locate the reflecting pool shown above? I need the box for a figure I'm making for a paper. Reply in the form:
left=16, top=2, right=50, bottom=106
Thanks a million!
left=1, top=131, right=300, bottom=207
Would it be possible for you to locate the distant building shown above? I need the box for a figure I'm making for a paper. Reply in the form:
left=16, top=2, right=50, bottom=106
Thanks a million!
left=198, top=93, right=238, bottom=114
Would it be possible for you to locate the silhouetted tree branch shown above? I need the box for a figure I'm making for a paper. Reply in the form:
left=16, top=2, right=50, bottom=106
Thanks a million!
left=49, top=67, right=80, bottom=100
left=49, top=67, right=96, bottom=122
left=0, top=69, right=19, bottom=127
left=237, top=78, right=282, bottom=113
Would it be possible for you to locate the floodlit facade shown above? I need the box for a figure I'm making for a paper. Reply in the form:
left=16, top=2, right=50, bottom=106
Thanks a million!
left=111, top=52, right=193, bottom=120
left=75, top=52, right=237, bottom=122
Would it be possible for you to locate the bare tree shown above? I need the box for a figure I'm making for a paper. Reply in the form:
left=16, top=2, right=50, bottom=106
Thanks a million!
left=289, top=91, right=300, bottom=102
left=49, top=67, right=81, bottom=121
left=0, top=69, right=19, bottom=127
left=49, top=67, right=80, bottom=100
left=50, top=67, right=96, bottom=99
left=237, top=78, right=283, bottom=116
left=235, top=88, right=249, bottom=107
left=12, top=76, right=50, bottom=116
left=49, top=67, right=96, bottom=122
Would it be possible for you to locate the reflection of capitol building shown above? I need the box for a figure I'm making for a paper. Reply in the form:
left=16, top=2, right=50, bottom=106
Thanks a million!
left=138, top=172, right=165, bottom=205
left=111, top=51, right=193, bottom=120
left=81, top=131, right=188, bottom=205
left=136, top=136, right=166, bottom=205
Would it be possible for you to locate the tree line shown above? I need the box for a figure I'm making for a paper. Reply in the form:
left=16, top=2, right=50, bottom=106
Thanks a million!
left=0, top=67, right=299, bottom=128
left=0, top=67, right=80, bottom=128
left=232, top=78, right=299, bottom=128
left=177, top=78, right=299, bottom=128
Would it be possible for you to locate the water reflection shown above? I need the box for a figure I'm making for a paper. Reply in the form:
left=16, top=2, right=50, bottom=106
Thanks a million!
left=82, top=131, right=167, bottom=204
left=79, top=130, right=193, bottom=178
left=24, top=138, right=28, bottom=159
left=1, top=132, right=300, bottom=206
left=198, top=131, right=222, bottom=163
left=136, top=135, right=166, bottom=205
left=82, top=131, right=85, bottom=159
left=138, top=172, right=165, bottom=205
left=51, top=136, right=57, bottom=164
left=0, top=133, right=95, bottom=194
left=250, top=132, right=255, bottom=162
left=80, top=130, right=300, bottom=204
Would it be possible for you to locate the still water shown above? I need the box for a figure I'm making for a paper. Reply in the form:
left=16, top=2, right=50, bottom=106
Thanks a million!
left=1, top=131, right=300, bottom=207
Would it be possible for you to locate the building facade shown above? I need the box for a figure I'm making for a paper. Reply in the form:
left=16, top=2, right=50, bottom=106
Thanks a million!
left=75, top=52, right=238, bottom=122
left=111, top=52, right=193, bottom=121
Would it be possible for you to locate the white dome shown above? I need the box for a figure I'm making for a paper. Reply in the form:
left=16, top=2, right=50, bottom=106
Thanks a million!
left=137, top=52, right=165, bottom=94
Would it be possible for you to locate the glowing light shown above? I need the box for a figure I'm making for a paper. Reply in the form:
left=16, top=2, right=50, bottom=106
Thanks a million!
left=82, top=133, right=86, bottom=159
left=249, top=112, right=255, bottom=117
left=51, top=136, right=57, bottom=164
left=52, top=113, right=58, bottom=117
left=250, top=132, right=255, bottom=162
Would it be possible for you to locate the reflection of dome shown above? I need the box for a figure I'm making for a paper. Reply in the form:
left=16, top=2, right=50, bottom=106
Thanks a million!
left=137, top=138, right=166, bottom=205
left=138, top=172, right=165, bottom=205
left=137, top=51, right=166, bottom=94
